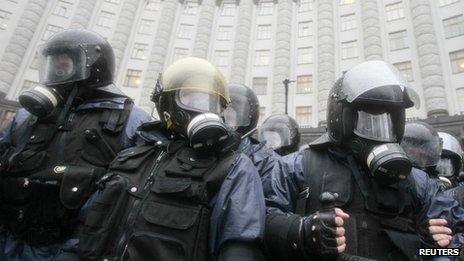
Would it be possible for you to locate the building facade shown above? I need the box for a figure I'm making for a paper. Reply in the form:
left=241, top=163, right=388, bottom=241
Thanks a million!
left=0, top=0, right=464, bottom=127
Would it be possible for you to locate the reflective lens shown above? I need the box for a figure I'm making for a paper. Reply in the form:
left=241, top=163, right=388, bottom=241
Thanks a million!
left=436, top=158, right=455, bottom=177
left=354, top=110, right=396, bottom=142
left=223, top=97, right=251, bottom=128
left=178, top=89, right=221, bottom=114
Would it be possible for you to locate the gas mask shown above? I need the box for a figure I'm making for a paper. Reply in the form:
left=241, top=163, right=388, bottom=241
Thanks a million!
left=349, top=110, right=412, bottom=184
left=19, top=85, right=65, bottom=117
left=186, top=113, right=235, bottom=152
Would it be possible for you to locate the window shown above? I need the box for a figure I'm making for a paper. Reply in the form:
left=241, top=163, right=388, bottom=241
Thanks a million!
left=124, top=69, right=142, bottom=88
left=131, top=43, right=148, bottom=60
left=42, top=25, right=63, bottom=40
left=340, top=13, right=356, bottom=31
left=457, top=88, right=464, bottom=113
left=439, top=0, right=459, bottom=7
left=184, top=1, right=198, bottom=15
left=178, top=24, right=193, bottom=39
left=139, top=19, right=155, bottom=34
left=173, top=47, right=189, bottom=62
left=217, top=26, right=232, bottom=41
left=252, top=77, right=268, bottom=95
left=389, top=30, right=408, bottom=50
left=53, top=0, right=73, bottom=18
left=221, top=3, right=236, bottom=16
left=296, top=75, right=312, bottom=93
left=385, top=2, right=404, bottom=21
left=257, top=24, right=272, bottom=40
left=340, top=0, right=355, bottom=5
left=255, top=50, right=270, bottom=66
left=0, top=10, right=11, bottom=30
left=295, top=106, right=312, bottom=126
left=443, top=15, right=464, bottom=39
left=30, top=54, right=39, bottom=69
left=105, top=0, right=119, bottom=3
left=145, top=0, right=160, bottom=11
left=450, top=49, right=464, bottom=74
left=297, top=47, right=312, bottom=64
left=394, top=61, right=414, bottom=82
left=298, top=21, right=312, bottom=37
left=97, top=11, right=115, bottom=28
left=258, top=2, right=273, bottom=16
left=299, top=0, right=313, bottom=12
left=341, top=41, right=358, bottom=59
left=214, top=50, right=229, bottom=66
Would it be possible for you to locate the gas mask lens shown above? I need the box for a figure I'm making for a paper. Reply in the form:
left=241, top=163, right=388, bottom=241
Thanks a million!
left=262, top=131, right=282, bottom=149
left=178, top=89, right=222, bottom=114
left=354, top=110, right=396, bottom=142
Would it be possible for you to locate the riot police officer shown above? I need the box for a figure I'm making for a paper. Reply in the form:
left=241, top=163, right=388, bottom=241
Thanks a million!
left=77, top=58, right=265, bottom=261
left=0, top=29, right=151, bottom=260
left=400, top=122, right=452, bottom=189
left=223, top=83, right=282, bottom=179
left=262, top=61, right=464, bottom=260
left=258, top=114, right=300, bottom=156
left=437, top=132, right=463, bottom=188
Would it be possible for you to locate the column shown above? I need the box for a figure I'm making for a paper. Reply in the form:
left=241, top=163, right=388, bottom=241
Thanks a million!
left=139, top=0, right=179, bottom=112
left=111, top=0, right=142, bottom=73
left=361, top=0, right=383, bottom=60
left=272, top=0, right=293, bottom=114
left=0, top=0, right=48, bottom=96
left=192, top=0, right=216, bottom=58
left=229, top=0, right=253, bottom=83
left=69, top=0, right=98, bottom=29
left=410, top=0, right=448, bottom=117
left=317, top=0, right=335, bottom=125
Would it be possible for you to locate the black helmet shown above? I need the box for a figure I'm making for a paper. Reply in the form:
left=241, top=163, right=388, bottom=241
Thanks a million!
left=437, top=132, right=463, bottom=178
left=258, top=114, right=300, bottom=156
left=152, top=57, right=229, bottom=135
left=38, top=29, right=115, bottom=88
left=400, top=122, right=442, bottom=170
left=223, top=83, right=259, bottom=137
left=324, top=60, right=420, bottom=145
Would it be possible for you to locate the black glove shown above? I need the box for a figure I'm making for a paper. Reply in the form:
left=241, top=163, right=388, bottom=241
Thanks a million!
left=301, top=209, right=339, bottom=257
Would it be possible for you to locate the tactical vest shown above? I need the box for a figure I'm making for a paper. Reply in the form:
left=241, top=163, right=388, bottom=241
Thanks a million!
left=0, top=100, right=132, bottom=245
left=78, top=140, right=237, bottom=261
left=296, top=147, right=421, bottom=261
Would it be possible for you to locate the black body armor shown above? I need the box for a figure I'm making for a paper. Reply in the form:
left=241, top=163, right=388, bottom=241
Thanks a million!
left=296, top=146, right=421, bottom=260
left=0, top=100, right=132, bottom=245
left=78, top=139, right=236, bottom=261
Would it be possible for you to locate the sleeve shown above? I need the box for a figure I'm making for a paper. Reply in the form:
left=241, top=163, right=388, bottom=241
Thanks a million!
left=409, top=168, right=464, bottom=248
left=120, top=105, right=152, bottom=149
left=262, top=151, right=305, bottom=214
left=209, top=154, right=266, bottom=256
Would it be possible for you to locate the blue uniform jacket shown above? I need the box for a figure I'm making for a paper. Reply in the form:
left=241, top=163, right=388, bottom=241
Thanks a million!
left=263, top=150, right=464, bottom=249
left=139, top=125, right=266, bottom=256
left=0, top=97, right=151, bottom=261
left=240, top=137, right=283, bottom=181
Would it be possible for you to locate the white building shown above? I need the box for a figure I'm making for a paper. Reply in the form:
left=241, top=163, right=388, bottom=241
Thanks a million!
left=0, top=0, right=463, bottom=127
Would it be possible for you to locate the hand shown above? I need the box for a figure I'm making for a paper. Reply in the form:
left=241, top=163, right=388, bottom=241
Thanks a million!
left=302, top=207, right=350, bottom=257
left=428, top=219, right=453, bottom=248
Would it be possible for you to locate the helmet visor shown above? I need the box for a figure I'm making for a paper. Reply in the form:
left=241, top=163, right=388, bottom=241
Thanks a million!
left=437, top=158, right=455, bottom=178
left=401, top=136, right=442, bottom=168
left=438, top=132, right=464, bottom=160
left=354, top=110, right=396, bottom=142
left=38, top=43, right=101, bottom=86
left=342, top=61, right=420, bottom=109
left=223, top=96, right=251, bottom=129
left=259, top=124, right=292, bottom=149
left=178, top=89, right=222, bottom=114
